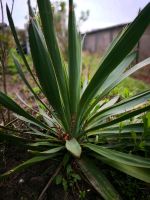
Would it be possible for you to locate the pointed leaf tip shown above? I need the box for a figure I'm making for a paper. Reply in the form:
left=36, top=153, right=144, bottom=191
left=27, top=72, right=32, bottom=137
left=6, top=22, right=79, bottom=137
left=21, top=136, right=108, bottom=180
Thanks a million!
left=65, top=138, right=82, bottom=158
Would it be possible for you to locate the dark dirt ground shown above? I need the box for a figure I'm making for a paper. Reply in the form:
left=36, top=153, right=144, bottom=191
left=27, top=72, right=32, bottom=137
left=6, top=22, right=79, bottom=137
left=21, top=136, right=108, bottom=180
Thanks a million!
left=0, top=144, right=102, bottom=200
left=0, top=143, right=150, bottom=200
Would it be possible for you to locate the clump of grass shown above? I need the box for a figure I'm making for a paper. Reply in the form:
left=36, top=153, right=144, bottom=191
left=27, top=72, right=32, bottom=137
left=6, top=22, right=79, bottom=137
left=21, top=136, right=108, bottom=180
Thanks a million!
left=111, top=77, right=150, bottom=98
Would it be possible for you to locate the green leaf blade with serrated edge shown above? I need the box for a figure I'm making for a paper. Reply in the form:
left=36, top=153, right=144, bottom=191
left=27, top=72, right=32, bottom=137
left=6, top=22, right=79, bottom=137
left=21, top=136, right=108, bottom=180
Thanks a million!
left=78, top=156, right=121, bottom=200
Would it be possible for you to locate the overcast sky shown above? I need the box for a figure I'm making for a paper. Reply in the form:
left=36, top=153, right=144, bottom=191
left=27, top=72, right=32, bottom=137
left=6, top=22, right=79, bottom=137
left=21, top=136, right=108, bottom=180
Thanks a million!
left=1, top=0, right=150, bottom=32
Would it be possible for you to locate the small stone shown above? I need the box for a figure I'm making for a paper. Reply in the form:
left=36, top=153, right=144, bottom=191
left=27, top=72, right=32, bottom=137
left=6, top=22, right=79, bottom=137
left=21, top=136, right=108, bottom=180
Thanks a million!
left=18, top=178, right=24, bottom=184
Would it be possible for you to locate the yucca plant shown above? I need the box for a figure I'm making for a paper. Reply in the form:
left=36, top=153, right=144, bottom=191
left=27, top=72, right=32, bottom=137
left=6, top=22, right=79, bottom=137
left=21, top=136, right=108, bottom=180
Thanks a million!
left=0, top=0, right=150, bottom=199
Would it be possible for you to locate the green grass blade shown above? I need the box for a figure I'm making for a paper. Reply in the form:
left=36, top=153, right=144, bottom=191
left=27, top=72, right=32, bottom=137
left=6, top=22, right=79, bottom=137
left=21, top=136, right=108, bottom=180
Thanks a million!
left=84, top=143, right=150, bottom=168
left=37, top=0, right=70, bottom=122
left=78, top=156, right=121, bottom=200
left=79, top=3, right=150, bottom=123
left=0, top=92, right=46, bottom=129
left=68, top=0, right=81, bottom=119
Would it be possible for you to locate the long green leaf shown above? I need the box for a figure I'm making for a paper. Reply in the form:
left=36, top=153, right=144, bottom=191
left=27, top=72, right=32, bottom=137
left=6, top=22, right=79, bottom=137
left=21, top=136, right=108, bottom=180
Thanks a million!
left=86, top=104, right=150, bottom=132
left=87, top=90, right=150, bottom=126
left=0, top=92, right=46, bottom=129
left=84, top=143, right=150, bottom=168
left=68, top=0, right=81, bottom=119
left=29, top=146, right=64, bottom=156
left=99, top=57, right=150, bottom=106
left=78, top=156, right=121, bottom=200
left=37, top=0, right=70, bottom=123
left=13, top=55, right=50, bottom=112
left=98, top=96, right=120, bottom=112
left=0, top=131, right=48, bottom=150
left=100, top=25, right=129, bottom=64
left=28, top=20, right=68, bottom=130
left=0, top=154, right=57, bottom=180
left=87, top=123, right=144, bottom=137
left=98, top=52, right=136, bottom=96
left=79, top=3, right=150, bottom=127
left=0, top=131, right=31, bottom=146
left=93, top=153, right=150, bottom=183
left=80, top=53, right=136, bottom=125
left=82, top=57, right=150, bottom=127
left=102, top=58, right=150, bottom=96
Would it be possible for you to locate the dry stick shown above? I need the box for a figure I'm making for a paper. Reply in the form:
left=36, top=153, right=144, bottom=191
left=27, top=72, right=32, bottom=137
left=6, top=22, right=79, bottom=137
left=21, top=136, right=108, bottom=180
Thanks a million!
left=5, top=118, right=18, bottom=127
left=0, top=0, right=7, bottom=94
left=0, top=125, right=29, bottom=133
left=0, top=110, right=5, bottom=125
left=0, top=0, right=15, bottom=123
left=0, top=0, right=9, bottom=124
left=38, top=161, right=63, bottom=200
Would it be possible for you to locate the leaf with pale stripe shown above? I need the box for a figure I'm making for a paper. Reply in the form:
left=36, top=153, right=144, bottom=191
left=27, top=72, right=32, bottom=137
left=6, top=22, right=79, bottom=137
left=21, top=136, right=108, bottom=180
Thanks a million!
left=78, top=156, right=121, bottom=200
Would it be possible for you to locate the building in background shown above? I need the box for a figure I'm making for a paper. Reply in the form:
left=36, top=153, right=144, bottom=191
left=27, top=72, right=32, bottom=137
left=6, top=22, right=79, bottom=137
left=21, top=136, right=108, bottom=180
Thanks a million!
left=82, top=24, right=150, bottom=83
left=83, top=24, right=150, bottom=62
